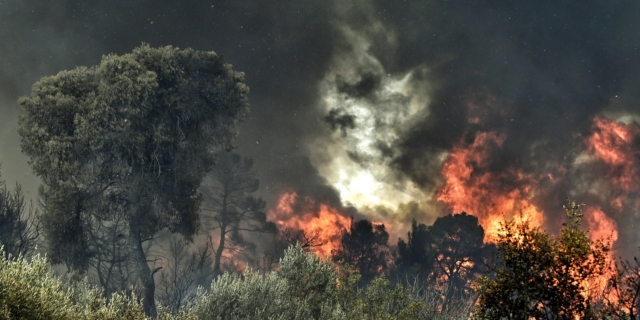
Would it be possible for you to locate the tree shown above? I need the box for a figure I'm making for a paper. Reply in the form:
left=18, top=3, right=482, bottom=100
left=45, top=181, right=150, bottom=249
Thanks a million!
left=0, top=169, right=40, bottom=260
left=396, top=219, right=433, bottom=281
left=282, top=227, right=326, bottom=250
left=200, top=151, right=269, bottom=278
left=86, top=211, right=134, bottom=298
left=603, top=253, right=640, bottom=319
left=18, top=43, right=249, bottom=317
left=332, top=219, right=390, bottom=283
left=156, top=234, right=214, bottom=314
left=429, top=212, right=487, bottom=306
left=475, top=199, right=609, bottom=319
left=395, top=214, right=490, bottom=310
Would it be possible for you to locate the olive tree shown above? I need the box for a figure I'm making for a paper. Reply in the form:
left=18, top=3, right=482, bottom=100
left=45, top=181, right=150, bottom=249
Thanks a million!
left=18, top=43, right=249, bottom=317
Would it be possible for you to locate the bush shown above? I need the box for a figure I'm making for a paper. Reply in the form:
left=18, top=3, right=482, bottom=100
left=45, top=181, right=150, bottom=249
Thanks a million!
left=0, top=243, right=473, bottom=319
left=0, top=246, right=194, bottom=320
left=193, top=245, right=344, bottom=320
left=194, top=244, right=474, bottom=320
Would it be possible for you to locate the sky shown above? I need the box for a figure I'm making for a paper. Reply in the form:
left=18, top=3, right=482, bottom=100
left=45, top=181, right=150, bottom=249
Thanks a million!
left=2, top=0, right=640, bottom=253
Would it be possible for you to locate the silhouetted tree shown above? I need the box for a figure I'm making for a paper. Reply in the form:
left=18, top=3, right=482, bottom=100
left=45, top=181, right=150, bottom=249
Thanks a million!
left=157, top=233, right=214, bottom=314
left=281, top=227, right=326, bottom=250
left=19, top=44, right=249, bottom=317
left=86, top=211, right=134, bottom=298
left=396, top=219, right=433, bottom=281
left=332, top=219, right=390, bottom=283
left=200, top=151, right=269, bottom=278
left=253, top=222, right=288, bottom=273
left=603, top=252, right=640, bottom=319
left=0, top=169, right=40, bottom=260
left=394, top=213, right=491, bottom=309
left=429, top=212, right=487, bottom=305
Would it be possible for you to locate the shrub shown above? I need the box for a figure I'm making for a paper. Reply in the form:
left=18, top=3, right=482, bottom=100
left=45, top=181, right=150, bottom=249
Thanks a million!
left=0, top=246, right=194, bottom=320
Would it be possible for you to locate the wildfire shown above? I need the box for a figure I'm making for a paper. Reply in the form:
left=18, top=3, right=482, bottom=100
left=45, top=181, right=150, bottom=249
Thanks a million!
left=268, top=192, right=352, bottom=258
left=584, top=115, right=640, bottom=211
left=436, top=131, right=544, bottom=242
left=581, top=116, right=638, bottom=302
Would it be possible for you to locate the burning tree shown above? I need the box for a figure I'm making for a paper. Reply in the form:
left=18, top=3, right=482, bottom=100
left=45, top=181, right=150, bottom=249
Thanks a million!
left=18, top=44, right=249, bottom=317
left=475, top=199, right=609, bottom=319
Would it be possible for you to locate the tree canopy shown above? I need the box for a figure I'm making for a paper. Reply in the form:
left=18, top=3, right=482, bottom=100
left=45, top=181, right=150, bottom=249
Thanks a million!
left=18, top=43, right=249, bottom=317
left=332, top=219, right=390, bottom=283
left=475, top=200, right=609, bottom=319
left=395, top=213, right=490, bottom=309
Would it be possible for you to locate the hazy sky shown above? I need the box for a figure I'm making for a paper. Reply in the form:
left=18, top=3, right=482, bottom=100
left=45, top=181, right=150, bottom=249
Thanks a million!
left=3, top=0, right=640, bottom=247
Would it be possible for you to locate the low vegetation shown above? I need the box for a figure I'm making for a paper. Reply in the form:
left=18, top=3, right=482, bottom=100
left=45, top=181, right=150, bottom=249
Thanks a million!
left=0, top=244, right=472, bottom=320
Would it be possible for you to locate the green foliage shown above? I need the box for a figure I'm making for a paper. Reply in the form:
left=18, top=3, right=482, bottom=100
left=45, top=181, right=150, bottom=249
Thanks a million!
left=19, top=43, right=250, bottom=317
left=194, top=244, right=342, bottom=320
left=194, top=243, right=474, bottom=320
left=0, top=245, right=195, bottom=320
left=0, top=242, right=477, bottom=319
left=475, top=199, right=609, bottom=319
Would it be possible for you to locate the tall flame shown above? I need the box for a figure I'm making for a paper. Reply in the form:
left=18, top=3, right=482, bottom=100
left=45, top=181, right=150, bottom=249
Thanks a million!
left=268, top=192, right=352, bottom=258
left=436, top=131, right=544, bottom=242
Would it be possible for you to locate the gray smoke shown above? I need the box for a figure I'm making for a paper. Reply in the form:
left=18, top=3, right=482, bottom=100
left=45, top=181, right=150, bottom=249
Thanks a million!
left=2, top=0, right=640, bottom=254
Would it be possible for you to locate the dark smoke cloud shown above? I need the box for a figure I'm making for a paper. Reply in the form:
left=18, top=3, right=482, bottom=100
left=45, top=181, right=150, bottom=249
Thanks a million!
left=3, top=0, right=640, bottom=253
left=0, top=0, right=341, bottom=205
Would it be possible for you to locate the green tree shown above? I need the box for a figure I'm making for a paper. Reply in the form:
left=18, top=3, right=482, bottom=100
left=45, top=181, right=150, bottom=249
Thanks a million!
left=18, top=44, right=249, bottom=317
left=200, top=151, right=268, bottom=278
left=475, top=199, right=609, bottom=319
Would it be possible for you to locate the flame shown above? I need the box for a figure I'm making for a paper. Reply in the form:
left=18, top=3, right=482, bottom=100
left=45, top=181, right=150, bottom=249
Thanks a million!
left=583, top=206, right=619, bottom=299
left=584, top=206, right=618, bottom=245
left=268, top=192, right=352, bottom=258
left=436, top=131, right=544, bottom=242
left=584, top=115, right=640, bottom=210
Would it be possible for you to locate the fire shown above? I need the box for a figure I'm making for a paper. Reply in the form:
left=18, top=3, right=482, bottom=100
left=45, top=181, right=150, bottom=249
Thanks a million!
left=584, top=206, right=618, bottom=245
left=436, top=131, right=544, bottom=242
left=583, top=206, right=619, bottom=298
left=585, top=115, right=640, bottom=191
left=268, top=192, right=352, bottom=258
left=584, top=115, right=640, bottom=210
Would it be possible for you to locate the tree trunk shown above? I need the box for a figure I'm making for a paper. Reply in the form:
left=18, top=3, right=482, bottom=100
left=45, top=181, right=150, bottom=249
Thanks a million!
left=129, top=221, right=157, bottom=318
left=213, top=222, right=227, bottom=278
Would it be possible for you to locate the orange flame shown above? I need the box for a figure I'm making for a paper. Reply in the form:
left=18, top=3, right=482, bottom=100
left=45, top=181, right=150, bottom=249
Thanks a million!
left=584, top=206, right=618, bottom=245
left=436, top=131, right=544, bottom=242
left=581, top=206, right=618, bottom=304
left=268, top=192, right=352, bottom=258
left=585, top=115, right=640, bottom=210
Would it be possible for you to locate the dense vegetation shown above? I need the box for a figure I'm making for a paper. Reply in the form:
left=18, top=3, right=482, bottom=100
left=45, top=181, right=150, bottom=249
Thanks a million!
left=0, top=243, right=473, bottom=320
left=4, top=44, right=640, bottom=319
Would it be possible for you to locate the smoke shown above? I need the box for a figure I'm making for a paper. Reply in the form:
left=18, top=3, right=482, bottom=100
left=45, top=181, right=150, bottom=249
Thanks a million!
left=2, top=0, right=640, bottom=257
